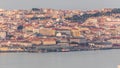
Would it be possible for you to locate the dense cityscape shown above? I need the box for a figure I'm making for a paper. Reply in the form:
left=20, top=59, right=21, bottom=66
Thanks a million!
left=0, top=8, right=120, bottom=52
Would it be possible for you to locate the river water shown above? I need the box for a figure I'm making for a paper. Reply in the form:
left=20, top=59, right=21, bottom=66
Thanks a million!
left=0, top=49, right=120, bottom=68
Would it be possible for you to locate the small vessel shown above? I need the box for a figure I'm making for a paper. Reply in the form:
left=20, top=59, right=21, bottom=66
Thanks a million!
left=61, top=48, right=70, bottom=52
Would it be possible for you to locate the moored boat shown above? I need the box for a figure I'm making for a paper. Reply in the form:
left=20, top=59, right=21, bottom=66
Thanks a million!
left=61, top=48, right=70, bottom=52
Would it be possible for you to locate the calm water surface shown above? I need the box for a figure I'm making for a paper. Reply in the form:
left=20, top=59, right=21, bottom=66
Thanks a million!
left=0, top=49, right=120, bottom=68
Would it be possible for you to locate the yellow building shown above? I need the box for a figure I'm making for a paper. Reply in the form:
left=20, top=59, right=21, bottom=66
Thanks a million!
left=39, top=28, right=55, bottom=36
left=71, top=30, right=80, bottom=37
left=0, top=47, right=23, bottom=52
left=0, top=47, right=8, bottom=51
left=24, top=25, right=34, bottom=32
left=42, top=38, right=56, bottom=45
left=31, top=40, right=42, bottom=45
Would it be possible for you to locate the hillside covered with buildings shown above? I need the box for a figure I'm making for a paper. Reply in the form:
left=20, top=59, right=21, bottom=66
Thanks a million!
left=0, top=8, right=120, bottom=52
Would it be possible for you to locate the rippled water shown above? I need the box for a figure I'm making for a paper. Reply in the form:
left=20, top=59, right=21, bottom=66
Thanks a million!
left=0, top=49, right=120, bottom=68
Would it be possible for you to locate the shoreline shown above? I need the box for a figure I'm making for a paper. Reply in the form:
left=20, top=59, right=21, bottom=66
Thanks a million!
left=0, top=47, right=120, bottom=53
